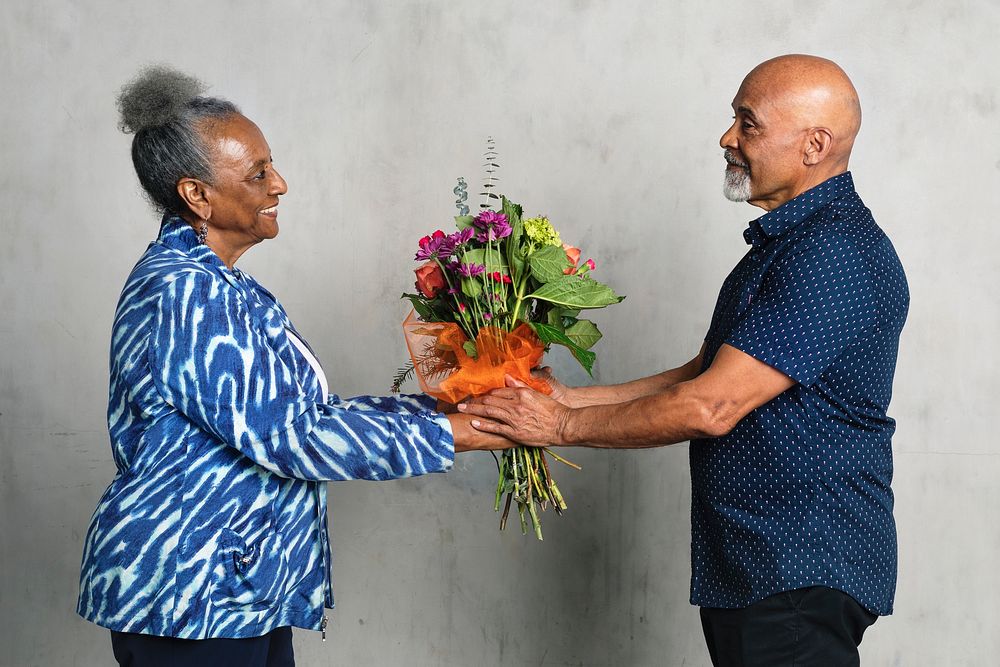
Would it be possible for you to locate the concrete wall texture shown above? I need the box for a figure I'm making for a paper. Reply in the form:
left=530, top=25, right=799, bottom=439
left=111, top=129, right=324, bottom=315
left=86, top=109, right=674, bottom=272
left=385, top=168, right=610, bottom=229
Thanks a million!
left=1, top=1, right=997, bottom=665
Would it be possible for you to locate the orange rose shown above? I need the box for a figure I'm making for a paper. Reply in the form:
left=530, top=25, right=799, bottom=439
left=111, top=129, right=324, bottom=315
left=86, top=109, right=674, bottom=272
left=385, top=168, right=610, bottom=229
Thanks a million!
left=562, top=244, right=581, bottom=274
left=415, top=261, right=447, bottom=298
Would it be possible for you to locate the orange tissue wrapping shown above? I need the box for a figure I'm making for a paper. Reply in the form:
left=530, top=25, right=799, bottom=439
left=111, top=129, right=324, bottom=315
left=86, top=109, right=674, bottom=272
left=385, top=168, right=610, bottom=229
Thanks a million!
left=402, top=310, right=551, bottom=404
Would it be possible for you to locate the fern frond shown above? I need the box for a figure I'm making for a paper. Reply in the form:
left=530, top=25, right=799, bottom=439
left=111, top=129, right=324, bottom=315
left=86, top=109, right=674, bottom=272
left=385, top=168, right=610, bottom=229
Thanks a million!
left=390, top=362, right=415, bottom=393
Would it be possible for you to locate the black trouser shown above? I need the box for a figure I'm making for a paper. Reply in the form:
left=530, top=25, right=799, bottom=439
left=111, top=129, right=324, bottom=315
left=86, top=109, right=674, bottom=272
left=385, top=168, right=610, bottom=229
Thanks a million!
left=700, top=586, right=878, bottom=667
left=110, top=626, right=294, bottom=667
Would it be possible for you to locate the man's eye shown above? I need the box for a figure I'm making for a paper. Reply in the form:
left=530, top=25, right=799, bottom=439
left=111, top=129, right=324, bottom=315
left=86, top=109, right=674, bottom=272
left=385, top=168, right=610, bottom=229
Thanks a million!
left=253, top=170, right=266, bottom=180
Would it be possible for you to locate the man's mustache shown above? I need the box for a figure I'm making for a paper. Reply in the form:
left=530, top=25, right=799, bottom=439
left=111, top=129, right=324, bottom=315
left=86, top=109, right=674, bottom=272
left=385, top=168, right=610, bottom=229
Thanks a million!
left=724, top=151, right=749, bottom=170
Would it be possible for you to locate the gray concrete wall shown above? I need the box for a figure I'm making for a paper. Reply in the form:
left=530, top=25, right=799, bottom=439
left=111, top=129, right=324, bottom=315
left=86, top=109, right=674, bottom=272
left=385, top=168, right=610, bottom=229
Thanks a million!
left=1, top=1, right=997, bottom=665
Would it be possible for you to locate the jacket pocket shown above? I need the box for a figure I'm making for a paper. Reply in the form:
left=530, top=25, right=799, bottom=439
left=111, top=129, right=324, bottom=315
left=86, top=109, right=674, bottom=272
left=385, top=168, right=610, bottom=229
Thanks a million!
left=213, top=527, right=289, bottom=610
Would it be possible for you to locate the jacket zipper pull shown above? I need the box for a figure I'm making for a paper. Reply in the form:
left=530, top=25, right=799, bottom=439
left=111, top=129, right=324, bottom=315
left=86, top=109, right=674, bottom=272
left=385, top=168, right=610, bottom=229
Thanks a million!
left=321, top=615, right=328, bottom=642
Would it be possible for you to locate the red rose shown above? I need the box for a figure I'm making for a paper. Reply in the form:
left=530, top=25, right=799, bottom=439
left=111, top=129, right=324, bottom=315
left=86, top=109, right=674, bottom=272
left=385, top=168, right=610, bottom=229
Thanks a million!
left=414, top=261, right=447, bottom=298
left=562, top=244, right=581, bottom=274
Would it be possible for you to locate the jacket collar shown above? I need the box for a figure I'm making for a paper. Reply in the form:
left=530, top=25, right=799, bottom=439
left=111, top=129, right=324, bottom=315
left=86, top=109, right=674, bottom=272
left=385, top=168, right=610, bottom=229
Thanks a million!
left=157, top=213, right=228, bottom=270
left=743, top=171, right=855, bottom=248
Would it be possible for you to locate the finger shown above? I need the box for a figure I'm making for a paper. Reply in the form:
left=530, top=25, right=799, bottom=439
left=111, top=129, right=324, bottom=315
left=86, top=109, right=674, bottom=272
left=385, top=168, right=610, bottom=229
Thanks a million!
left=504, top=374, right=529, bottom=388
left=460, top=394, right=505, bottom=408
left=470, top=418, right=513, bottom=438
left=484, top=387, right=523, bottom=401
left=458, top=402, right=511, bottom=422
left=482, top=393, right=520, bottom=408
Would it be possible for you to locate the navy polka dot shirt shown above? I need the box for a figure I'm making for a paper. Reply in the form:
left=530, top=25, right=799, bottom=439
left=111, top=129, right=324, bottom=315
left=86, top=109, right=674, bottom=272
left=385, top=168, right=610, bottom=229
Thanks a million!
left=690, top=172, right=909, bottom=615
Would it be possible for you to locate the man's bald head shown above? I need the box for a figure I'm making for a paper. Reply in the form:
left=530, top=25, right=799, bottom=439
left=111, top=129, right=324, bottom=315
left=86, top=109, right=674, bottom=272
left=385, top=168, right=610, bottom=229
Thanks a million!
left=721, top=55, right=863, bottom=210
left=744, top=54, right=862, bottom=153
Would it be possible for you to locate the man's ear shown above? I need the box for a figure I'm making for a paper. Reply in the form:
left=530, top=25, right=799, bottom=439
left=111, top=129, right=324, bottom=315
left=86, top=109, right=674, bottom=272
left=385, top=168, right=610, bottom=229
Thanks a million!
left=177, top=178, right=212, bottom=220
left=803, top=127, right=834, bottom=166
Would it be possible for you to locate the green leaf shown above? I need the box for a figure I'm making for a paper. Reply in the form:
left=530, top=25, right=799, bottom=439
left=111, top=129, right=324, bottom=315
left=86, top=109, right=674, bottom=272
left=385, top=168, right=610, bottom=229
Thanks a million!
left=504, top=197, right=527, bottom=284
left=529, top=244, right=571, bottom=284
left=546, top=307, right=566, bottom=331
left=564, top=319, right=602, bottom=350
left=530, top=322, right=597, bottom=376
left=461, top=277, right=482, bottom=298
left=462, top=341, right=478, bottom=359
left=461, top=248, right=508, bottom=273
left=509, top=245, right=526, bottom=285
left=401, top=293, right=434, bottom=321
left=502, top=197, right=523, bottom=224
left=527, top=275, right=625, bottom=310
left=455, top=215, right=475, bottom=230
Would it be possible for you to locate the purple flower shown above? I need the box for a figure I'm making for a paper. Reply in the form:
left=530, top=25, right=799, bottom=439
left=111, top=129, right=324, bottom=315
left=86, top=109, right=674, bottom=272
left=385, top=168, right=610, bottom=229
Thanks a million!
left=449, top=227, right=475, bottom=246
left=415, top=230, right=458, bottom=261
left=455, top=262, right=486, bottom=279
left=474, top=210, right=508, bottom=228
left=473, top=211, right=512, bottom=242
left=476, top=222, right=512, bottom=243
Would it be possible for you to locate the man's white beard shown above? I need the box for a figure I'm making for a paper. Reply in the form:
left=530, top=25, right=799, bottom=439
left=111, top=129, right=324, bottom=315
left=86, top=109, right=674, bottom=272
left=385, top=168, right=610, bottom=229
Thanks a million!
left=723, top=166, right=751, bottom=202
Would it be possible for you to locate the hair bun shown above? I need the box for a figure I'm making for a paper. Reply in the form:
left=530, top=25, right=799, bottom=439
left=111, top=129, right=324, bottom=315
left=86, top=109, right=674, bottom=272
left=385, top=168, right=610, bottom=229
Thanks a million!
left=116, top=65, right=206, bottom=134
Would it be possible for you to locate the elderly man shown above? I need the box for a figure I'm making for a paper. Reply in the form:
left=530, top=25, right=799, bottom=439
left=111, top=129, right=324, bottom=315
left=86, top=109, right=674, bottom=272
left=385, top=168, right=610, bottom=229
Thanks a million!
left=459, top=55, right=908, bottom=665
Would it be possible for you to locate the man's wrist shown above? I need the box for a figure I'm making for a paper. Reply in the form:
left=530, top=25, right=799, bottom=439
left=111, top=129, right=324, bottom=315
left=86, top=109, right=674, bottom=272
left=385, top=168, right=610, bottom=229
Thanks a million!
left=554, top=406, right=577, bottom=445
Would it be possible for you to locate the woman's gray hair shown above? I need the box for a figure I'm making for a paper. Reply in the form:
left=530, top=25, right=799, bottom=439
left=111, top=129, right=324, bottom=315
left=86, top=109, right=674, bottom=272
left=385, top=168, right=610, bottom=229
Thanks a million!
left=117, top=66, right=240, bottom=215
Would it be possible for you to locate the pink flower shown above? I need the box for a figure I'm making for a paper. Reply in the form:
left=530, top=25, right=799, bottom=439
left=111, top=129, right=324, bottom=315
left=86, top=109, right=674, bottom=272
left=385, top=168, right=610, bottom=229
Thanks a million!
left=585, top=258, right=596, bottom=271
left=563, top=244, right=581, bottom=274
left=415, top=230, right=457, bottom=261
left=414, top=261, right=447, bottom=298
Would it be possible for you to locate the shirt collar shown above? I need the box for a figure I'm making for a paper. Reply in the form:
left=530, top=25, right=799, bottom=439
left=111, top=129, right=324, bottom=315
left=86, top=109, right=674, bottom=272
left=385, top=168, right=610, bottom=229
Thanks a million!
left=157, top=213, right=227, bottom=270
left=742, top=171, right=855, bottom=248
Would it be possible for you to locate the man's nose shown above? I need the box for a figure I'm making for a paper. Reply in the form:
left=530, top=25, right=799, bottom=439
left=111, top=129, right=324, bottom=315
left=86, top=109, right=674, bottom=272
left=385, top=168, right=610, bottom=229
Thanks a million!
left=720, top=121, right=738, bottom=150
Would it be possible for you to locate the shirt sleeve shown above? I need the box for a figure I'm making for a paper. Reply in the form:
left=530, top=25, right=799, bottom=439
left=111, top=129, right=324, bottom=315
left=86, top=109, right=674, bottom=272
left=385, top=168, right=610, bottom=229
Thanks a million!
left=725, top=233, right=877, bottom=386
left=330, top=393, right=439, bottom=415
left=148, top=270, right=454, bottom=482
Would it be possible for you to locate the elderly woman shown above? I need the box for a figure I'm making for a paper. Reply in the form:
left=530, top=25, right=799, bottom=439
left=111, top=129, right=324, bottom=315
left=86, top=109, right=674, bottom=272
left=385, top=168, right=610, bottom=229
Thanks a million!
left=77, top=67, right=503, bottom=666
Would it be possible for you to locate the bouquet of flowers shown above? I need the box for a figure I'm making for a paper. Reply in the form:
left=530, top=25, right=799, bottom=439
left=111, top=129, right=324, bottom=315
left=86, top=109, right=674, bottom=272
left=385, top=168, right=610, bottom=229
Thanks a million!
left=394, top=150, right=624, bottom=539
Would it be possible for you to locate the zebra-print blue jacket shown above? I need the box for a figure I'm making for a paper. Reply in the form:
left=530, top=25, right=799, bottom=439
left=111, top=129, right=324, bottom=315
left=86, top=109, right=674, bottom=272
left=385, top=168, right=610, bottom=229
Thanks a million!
left=77, top=214, right=454, bottom=639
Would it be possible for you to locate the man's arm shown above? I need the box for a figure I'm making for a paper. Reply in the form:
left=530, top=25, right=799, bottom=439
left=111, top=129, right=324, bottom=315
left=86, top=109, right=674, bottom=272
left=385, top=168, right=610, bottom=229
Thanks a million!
left=458, top=343, right=793, bottom=448
left=553, top=343, right=707, bottom=408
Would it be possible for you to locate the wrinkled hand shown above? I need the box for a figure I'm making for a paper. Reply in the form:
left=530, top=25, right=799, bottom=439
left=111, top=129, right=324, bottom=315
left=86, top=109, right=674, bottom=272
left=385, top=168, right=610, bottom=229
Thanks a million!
left=458, top=375, right=570, bottom=446
left=531, top=366, right=570, bottom=404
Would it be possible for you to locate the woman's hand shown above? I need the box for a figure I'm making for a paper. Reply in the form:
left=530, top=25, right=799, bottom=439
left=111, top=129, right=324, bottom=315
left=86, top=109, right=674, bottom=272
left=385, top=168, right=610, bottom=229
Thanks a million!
left=446, top=413, right=519, bottom=452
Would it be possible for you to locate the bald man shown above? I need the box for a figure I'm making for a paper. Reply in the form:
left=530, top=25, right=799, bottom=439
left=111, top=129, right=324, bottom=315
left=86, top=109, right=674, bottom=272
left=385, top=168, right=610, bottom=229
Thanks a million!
left=461, top=55, right=909, bottom=665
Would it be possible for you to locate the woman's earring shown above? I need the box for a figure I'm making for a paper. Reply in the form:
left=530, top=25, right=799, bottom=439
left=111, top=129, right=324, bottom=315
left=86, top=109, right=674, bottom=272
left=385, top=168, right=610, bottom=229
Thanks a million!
left=196, top=221, right=208, bottom=245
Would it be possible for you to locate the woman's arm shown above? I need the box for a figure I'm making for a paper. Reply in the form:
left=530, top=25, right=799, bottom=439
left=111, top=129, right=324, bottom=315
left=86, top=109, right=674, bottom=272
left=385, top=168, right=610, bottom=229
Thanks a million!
left=149, top=270, right=457, bottom=482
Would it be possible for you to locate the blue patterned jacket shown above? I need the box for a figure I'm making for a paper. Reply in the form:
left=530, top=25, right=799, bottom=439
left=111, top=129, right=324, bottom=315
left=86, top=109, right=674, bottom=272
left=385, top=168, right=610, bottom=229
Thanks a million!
left=77, top=215, right=454, bottom=639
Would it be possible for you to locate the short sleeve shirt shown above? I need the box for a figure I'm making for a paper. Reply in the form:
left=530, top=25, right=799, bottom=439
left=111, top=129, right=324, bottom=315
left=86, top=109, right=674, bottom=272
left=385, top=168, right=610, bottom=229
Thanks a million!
left=690, top=172, right=909, bottom=615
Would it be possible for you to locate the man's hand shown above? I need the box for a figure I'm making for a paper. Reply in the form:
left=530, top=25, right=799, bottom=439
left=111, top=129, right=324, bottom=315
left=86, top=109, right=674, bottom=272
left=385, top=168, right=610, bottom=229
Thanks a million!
left=457, top=376, right=570, bottom=446
left=531, top=366, right=572, bottom=405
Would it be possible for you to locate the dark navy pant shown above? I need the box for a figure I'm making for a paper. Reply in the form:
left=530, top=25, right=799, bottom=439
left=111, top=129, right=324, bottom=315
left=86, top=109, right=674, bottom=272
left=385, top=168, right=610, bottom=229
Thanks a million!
left=700, top=586, right=878, bottom=667
left=110, top=626, right=294, bottom=667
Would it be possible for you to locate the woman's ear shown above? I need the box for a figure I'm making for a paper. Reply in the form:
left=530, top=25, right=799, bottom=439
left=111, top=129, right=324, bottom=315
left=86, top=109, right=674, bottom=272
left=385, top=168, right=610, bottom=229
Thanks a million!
left=177, top=178, right=211, bottom=221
